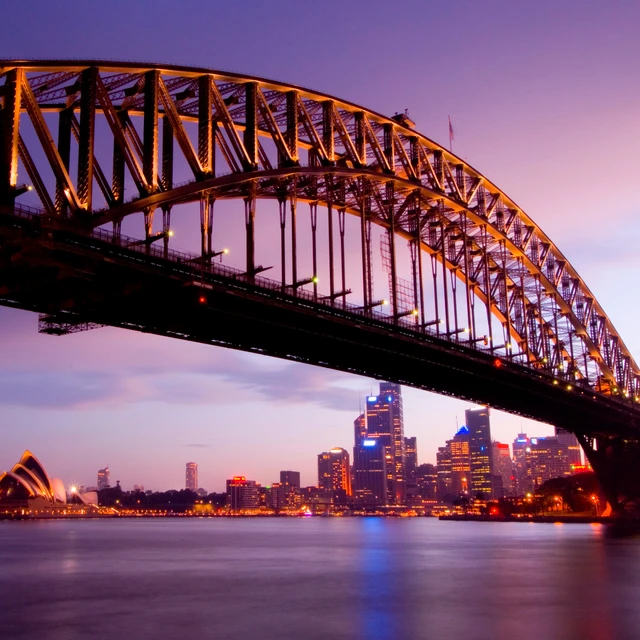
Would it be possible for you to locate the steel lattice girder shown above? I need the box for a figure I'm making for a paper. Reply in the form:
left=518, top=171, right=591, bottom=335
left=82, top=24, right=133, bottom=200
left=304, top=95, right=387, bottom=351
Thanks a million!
left=0, top=59, right=637, bottom=405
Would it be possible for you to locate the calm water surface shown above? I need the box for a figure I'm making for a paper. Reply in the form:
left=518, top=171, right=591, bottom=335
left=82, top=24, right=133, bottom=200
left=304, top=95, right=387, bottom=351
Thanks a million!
left=0, top=518, right=638, bottom=640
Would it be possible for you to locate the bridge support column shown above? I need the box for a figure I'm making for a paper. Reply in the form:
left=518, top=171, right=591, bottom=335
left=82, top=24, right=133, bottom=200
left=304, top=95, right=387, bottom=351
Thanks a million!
left=360, top=180, right=373, bottom=312
left=112, top=112, right=126, bottom=208
left=200, top=194, right=213, bottom=258
left=77, top=67, right=97, bottom=211
left=415, top=197, right=425, bottom=328
left=144, top=207, right=155, bottom=254
left=327, top=196, right=335, bottom=304
left=440, top=211, right=450, bottom=336
left=244, top=194, right=256, bottom=281
left=290, top=188, right=297, bottom=294
left=338, top=207, right=347, bottom=308
left=429, top=256, right=438, bottom=335
left=387, top=182, right=398, bottom=322
left=56, top=108, right=72, bottom=216
left=483, top=225, right=494, bottom=352
left=577, top=433, right=640, bottom=516
left=461, top=211, right=474, bottom=343
left=0, top=69, right=21, bottom=211
left=310, top=202, right=318, bottom=300
left=278, top=197, right=286, bottom=291
left=163, top=207, right=172, bottom=259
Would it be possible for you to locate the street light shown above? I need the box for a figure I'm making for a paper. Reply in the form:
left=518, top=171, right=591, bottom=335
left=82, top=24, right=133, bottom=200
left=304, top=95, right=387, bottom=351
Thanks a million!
left=554, top=495, right=563, bottom=513
left=591, top=494, right=600, bottom=517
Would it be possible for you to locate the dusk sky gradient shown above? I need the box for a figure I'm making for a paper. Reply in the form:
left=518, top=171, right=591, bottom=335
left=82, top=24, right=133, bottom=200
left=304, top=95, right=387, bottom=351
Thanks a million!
left=1, top=1, right=639, bottom=491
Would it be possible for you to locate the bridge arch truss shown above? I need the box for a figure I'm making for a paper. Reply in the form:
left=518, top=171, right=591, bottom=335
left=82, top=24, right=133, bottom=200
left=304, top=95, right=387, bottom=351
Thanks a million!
left=0, top=60, right=636, bottom=407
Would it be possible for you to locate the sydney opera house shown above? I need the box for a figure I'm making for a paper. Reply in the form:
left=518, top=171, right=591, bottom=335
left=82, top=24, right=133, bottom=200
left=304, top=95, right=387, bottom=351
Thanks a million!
left=0, top=450, right=97, bottom=512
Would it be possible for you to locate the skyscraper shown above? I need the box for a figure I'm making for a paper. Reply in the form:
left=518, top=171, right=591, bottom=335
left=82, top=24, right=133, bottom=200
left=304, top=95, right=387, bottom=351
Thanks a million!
left=279, top=471, right=301, bottom=508
left=265, top=483, right=287, bottom=511
left=491, top=442, right=513, bottom=498
left=404, top=436, right=418, bottom=484
left=449, top=426, right=471, bottom=497
left=436, top=425, right=470, bottom=501
left=466, top=407, right=494, bottom=499
left=512, top=433, right=530, bottom=495
left=554, top=427, right=582, bottom=467
left=353, top=436, right=387, bottom=506
left=415, top=463, right=438, bottom=501
left=97, top=466, right=110, bottom=490
left=317, top=448, right=352, bottom=499
left=280, top=471, right=300, bottom=490
left=185, top=462, right=198, bottom=491
left=355, top=383, right=406, bottom=504
left=526, top=437, right=572, bottom=489
left=226, top=476, right=261, bottom=510
left=436, top=446, right=453, bottom=500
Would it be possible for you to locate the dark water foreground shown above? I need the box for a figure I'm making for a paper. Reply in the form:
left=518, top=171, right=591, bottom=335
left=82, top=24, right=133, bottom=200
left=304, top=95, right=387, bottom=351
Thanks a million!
left=0, top=518, right=638, bottom=640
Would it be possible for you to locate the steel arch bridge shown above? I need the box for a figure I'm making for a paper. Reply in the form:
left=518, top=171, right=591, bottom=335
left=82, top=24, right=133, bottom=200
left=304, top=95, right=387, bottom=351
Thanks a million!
left=1, top=60, right=639, bottom=514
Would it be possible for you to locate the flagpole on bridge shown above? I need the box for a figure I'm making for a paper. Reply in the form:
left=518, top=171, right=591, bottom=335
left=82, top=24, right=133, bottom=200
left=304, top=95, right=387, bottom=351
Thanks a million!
left=448, top=115, right=454, bottom=153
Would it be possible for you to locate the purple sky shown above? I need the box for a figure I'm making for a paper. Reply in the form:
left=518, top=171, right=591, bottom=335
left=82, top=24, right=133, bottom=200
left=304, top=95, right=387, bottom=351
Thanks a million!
left=1, top=1, right=639, bottom=491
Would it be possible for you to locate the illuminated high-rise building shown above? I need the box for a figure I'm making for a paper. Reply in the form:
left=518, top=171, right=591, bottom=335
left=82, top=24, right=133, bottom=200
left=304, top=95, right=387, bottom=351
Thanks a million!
left=280, top=471, right=300, bottom=490
left=491, top=442, right=513, bottom=498
left=404, top=437, right=418, bottom=484
left=554, top=427, right=582, bottom=467
left=265, top=483, right=287, bottom=511
left=512, top=433, right=530, bottom=495
left=279, top=470, right=301, bottom=508
left=449, top=426, right=471, bottom=497
left=526, top=437, right=572, bottom=489
left=353, top=435, right=387, bottom=506
left=466, top=407, right=494, bottom=498
left=317, top=448, right=352, bottom=500
left=185, top=462, right=198, bottom=491
left=415, top=463, right=438, bottom=501
left=357, top=383, right=406, bottom=504
left=354, top=413, right=367, bottom=445
left=436, top=446, right=453, bottom=500
left=226, top=476, right=261, bottom=510
left=437, top=426, right=470, bottom=501
left=97, top=466, right=110, bottom=490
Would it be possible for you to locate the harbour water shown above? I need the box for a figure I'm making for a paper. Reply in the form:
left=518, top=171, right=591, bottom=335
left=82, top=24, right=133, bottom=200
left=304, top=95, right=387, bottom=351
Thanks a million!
left=1, top=518, right=638, bottom=640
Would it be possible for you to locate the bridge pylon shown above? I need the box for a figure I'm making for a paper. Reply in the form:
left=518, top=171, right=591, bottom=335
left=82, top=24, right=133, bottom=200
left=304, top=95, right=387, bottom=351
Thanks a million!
left=577, top=433, right=640, bottom=516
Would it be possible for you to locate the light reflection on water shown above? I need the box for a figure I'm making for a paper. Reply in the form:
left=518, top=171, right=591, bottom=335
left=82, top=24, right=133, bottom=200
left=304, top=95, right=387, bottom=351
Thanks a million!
left=0, top=518, right=638, bottom=640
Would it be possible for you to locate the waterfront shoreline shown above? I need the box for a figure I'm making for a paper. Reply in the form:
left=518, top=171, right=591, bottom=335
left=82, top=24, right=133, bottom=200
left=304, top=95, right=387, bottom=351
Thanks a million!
left=439, top=514, right=608, bottom=524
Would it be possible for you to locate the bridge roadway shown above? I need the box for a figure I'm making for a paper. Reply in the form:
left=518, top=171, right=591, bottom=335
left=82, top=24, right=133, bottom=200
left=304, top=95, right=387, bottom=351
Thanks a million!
left=2, top=203, right=639, bottom=441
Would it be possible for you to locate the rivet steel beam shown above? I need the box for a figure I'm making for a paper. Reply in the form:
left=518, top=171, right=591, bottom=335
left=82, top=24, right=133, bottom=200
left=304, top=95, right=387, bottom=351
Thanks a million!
left=198, top=75, right=214, bottom=175
left=0, top=68, right=21, bottom=207
left=77, top=67, right=97, bottom=210
left=143, top=70, right=159, bottom=193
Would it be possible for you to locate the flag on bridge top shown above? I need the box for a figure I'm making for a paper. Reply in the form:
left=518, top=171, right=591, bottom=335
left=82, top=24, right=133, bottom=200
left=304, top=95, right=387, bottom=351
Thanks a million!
left=448, top=115, right=455, bottom=152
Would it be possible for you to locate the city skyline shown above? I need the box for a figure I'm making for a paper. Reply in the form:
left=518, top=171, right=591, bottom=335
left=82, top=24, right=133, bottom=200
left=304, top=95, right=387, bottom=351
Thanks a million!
left=72, top=397, right=564, bottom=495
left=1, top=1, right=639, bottom=492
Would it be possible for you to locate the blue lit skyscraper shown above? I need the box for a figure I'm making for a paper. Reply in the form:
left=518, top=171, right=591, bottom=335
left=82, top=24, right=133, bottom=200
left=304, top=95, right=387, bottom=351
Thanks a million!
left=465, top=407, right=494, bottom=499
left=352, top=383, right=406, bottom=505
left=353, top=434, right=387, bottom=506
